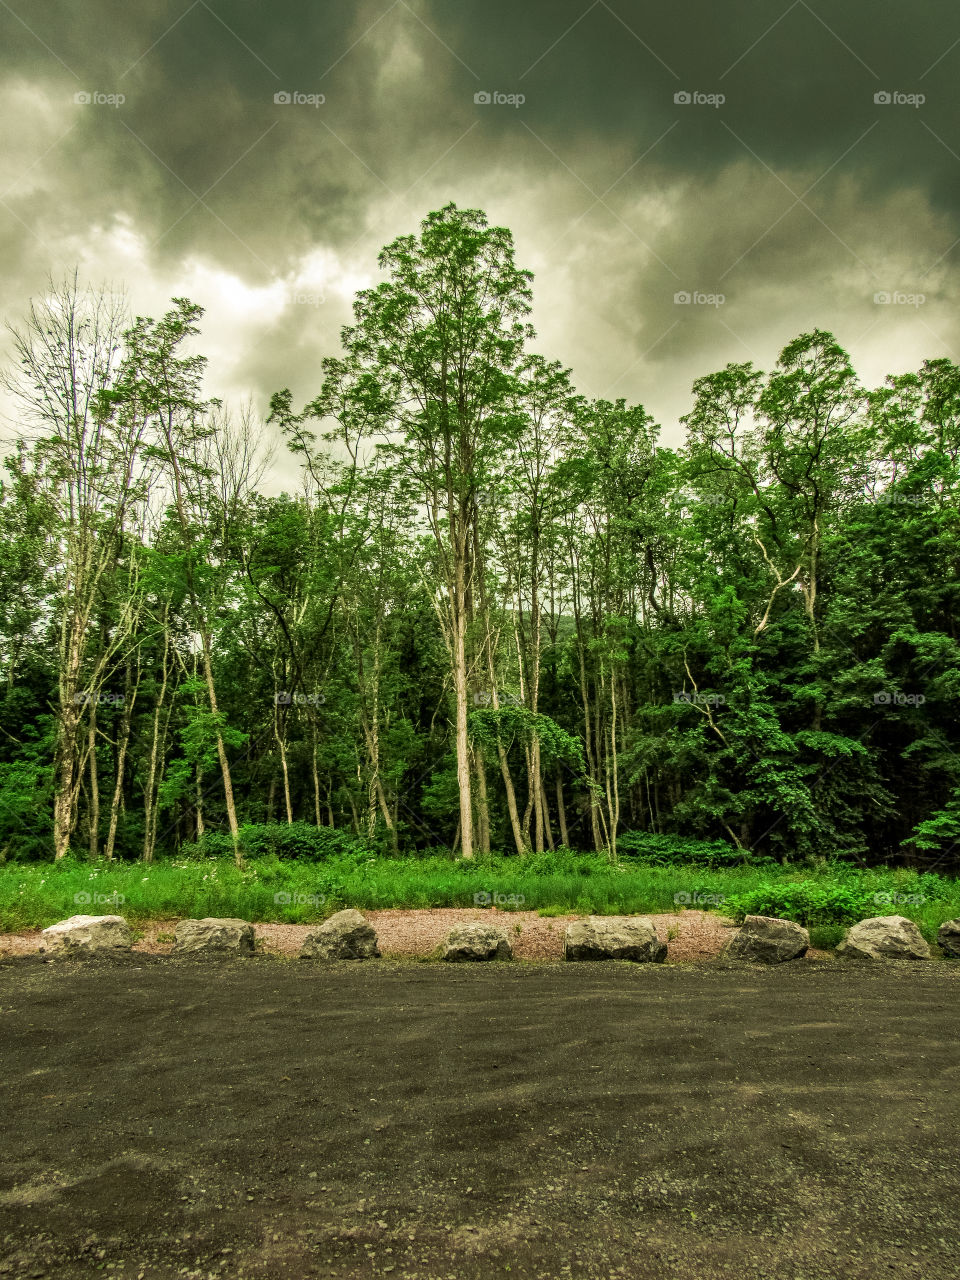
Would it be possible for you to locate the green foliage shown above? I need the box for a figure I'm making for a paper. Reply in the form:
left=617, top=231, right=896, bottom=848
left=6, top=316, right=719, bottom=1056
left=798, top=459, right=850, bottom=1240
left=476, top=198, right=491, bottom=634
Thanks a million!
left=903, top=786, right=960, bottom=858
left=2, top=856, right=956, bottom=943
left=468, top=707, right=586, bottom=773
left=2, top=230, right=960, bottom=873
left=520, top=846, right=612, bottom=876
left=727, top=868, right=952, bottom=926
left=175, top=832, right=238, bottom=861
left=727, top=879, right=871, bottom=925
left=0, top=745, right=52, bottom=862
left=237, top=822, right=371, bottom=863
left=178, top=823, right=372, bottom=863
left=614, top=831, right=770, bottom=868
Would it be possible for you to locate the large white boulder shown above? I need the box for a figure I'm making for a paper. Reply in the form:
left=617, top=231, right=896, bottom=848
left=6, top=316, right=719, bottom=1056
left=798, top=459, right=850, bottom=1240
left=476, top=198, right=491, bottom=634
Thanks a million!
left=40, top=915, right=132, bottom=958
left=564, top=915, right=666, bottom=963
left=442, top=924, right=512, bottom=962
left=300, top=909, right=379, bottom=960
left=937, top=918, right=960, bottom=958
left=173, top=917, right=255, bottom=955
left=727, top=914, right=809, bottom=964
left=837, top=915, right=930, bottom=960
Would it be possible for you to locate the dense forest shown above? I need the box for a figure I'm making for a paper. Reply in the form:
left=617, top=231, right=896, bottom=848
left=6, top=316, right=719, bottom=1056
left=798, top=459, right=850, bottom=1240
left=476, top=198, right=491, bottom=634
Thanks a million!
left=1, top=204, right=958, bottom=869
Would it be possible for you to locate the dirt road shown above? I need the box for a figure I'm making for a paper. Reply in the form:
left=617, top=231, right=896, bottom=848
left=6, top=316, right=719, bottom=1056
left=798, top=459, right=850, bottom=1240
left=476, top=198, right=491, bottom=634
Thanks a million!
left=1, top=957, right=957, bottom=1279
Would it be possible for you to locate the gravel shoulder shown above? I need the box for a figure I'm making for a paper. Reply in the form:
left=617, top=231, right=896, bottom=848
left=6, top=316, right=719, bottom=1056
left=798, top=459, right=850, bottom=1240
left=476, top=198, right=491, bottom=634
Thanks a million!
left=0, top=908, right=808, bottom=962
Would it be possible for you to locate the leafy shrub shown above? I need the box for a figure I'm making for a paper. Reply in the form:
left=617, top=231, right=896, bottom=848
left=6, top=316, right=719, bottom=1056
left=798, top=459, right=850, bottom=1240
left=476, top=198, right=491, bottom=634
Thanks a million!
left=176, top=831, right=238, bottom=861
left=809, top=924, right=846, bottom=950
left=901, top=871, right=953, bottom=902
left=728, top=868, right=955, bottom=927
left=398, top=844, right=462, bottom=862
left=522, top=847, right=612, bottom=876
left=178, top=823, right=372, bottom=863
left=256, top=823, right=375, bottom=862
left=0, top=754, right=53, bottom=862
left=727, top=879, right=872, bottom=925
left=615, top=831, right=769, bottom=868
left=238, top=822, right=369, bottom=862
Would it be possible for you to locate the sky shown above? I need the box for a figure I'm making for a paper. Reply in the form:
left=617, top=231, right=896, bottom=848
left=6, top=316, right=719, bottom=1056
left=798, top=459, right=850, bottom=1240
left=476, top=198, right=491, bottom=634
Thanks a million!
left=1, top=0, right=958, bottom=480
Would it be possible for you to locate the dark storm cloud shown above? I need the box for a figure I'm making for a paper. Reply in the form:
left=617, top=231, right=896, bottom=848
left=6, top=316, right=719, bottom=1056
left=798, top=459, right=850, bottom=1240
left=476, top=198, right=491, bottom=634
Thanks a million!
left=0, top=0, right=402, bottom=270
left=1, top=0, right=959, bottom=451
left=4, top=0, right=957, bottom=257
left=443, top=0, right=960, bottom=193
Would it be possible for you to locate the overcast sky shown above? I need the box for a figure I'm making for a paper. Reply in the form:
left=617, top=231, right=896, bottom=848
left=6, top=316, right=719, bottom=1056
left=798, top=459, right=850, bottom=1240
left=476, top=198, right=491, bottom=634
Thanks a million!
left=1, top=0, right=958, bottom=479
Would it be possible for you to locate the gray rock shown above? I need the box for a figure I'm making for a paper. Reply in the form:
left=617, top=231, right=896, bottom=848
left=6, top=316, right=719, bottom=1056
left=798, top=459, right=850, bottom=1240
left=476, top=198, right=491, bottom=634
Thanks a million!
left=300, top=909, right=379, bottom=960
left=837, top=915, right=931, bottom=960
left=727, top=914, right=809, bottom=964
left=564, top=915, right=667, bottom=963
left=442, top=923, right=512, bottom=962
left=39, top=915, right=132, bottom=957
left=173, top=917, right=255, bottom=955
left=936, top=918, right=960, bottom=958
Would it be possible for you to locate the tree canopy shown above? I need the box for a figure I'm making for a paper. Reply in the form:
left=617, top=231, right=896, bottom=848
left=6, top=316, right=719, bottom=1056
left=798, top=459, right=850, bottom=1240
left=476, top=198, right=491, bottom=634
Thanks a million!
left=3, top=208, right=959, bottom=871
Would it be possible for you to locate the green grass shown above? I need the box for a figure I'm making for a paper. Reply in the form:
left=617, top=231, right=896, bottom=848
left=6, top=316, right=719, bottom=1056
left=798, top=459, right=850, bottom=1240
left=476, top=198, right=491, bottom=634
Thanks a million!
left=809, top=924, right=847, bottom=950
left=0, top=853, right=958, bottom=945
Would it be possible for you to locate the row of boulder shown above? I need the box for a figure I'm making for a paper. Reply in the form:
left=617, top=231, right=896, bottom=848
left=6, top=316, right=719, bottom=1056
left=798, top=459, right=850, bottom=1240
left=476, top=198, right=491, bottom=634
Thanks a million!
left=36, top=912, right=668, bottom=962
left=37, top=911, right=382, bottom=960
left=729, top=912, right=960, bottom=962
left=35, top=910, right=960, bottom=964
left=36, top=911, right=518, bottom=961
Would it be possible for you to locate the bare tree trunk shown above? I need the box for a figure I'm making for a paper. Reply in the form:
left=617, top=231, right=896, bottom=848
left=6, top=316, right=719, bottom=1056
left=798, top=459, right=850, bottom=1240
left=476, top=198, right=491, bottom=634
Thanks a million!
left=347, top=790, right=360, bottom=833
left=198, top=631, right=241, bottom=861
left=311, top=723, right=322, bottom=827
left=53, top=613, right=85, bottom=860
left=105, top=657, right=136, bottom=861
left=497, top=742, right=527, bottom=854
left=479, top=590, right=526, bottom=854
left=528, top=571, right=544, bottom=854
left=452, top=587, right=474, bottom=859
left=142, top=614, right=171, bottom=864
left=275, top=708, right=294, bottom=824
left=577, top=642, right=603, bottom=852
left=607, top=672, right=620, bottom=860
left=87, top=700, right=99, bottom=859
left=473, top=747, right=491, bottom=854
left=521, top=743, right=535, bottom=849
left=540, top=778, right=555, bottom=850
left=555, top=773, right=570, bottom=847
left=195, top=770, right=205, bottom=841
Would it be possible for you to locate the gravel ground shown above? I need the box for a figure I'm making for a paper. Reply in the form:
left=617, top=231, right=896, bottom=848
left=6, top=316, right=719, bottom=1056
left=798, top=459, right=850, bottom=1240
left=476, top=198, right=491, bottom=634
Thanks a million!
left=2, top=959, right=958, bottom=1279
left=0, top=909, right=747, bottom=962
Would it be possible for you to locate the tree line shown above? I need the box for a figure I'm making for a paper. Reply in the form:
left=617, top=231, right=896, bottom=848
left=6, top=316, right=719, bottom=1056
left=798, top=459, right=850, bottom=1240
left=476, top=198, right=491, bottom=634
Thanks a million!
left=2, top=204, right=959, bottom=868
